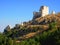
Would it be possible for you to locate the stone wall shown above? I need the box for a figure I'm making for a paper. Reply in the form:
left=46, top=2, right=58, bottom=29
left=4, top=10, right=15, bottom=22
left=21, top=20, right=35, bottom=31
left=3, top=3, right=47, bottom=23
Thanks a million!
left=40, top=6, right=49, bottom=17
left=33, top=6, right=49, bottom=19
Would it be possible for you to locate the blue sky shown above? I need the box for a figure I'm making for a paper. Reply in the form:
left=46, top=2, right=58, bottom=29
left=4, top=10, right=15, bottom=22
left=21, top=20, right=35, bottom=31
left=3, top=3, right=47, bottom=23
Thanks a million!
left=0, top=0, right=60, bottom=32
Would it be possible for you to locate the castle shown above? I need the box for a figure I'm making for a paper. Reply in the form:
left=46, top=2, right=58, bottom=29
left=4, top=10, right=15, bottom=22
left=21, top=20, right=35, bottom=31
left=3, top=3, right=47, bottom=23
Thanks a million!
left=33, top=6, right=55, bottom=19
left=21, top=6, right=55, bottom=26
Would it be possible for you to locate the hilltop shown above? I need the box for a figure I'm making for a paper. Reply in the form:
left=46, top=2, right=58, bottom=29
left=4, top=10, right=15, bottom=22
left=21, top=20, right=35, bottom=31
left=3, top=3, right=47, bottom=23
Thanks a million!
left=1, top=6, right=60, bottom=45
left=2, top=13, right=60, bottom=45
left=4, top=13, right=60, bottom=40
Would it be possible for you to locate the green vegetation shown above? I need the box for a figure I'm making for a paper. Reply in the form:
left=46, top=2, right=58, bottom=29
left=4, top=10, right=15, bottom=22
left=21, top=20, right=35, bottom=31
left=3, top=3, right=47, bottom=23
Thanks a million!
left=0, top=33, right=13, bottom=45
left=0, top=22, right=60, bottom=45
left=18, top=22, right=60, bottom=45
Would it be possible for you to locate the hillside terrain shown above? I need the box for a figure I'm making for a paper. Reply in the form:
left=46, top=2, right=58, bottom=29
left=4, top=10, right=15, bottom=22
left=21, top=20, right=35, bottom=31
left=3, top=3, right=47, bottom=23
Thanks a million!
left=0, top=13, right=60, bottom=45
left=3, top=13, right=60, bottom=40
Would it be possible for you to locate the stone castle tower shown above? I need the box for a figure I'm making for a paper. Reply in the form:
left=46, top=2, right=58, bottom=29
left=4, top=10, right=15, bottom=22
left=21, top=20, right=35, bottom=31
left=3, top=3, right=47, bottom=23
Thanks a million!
left=33, top=6, right=49, bottom=19
left=40, top=6, right=49, bottom=17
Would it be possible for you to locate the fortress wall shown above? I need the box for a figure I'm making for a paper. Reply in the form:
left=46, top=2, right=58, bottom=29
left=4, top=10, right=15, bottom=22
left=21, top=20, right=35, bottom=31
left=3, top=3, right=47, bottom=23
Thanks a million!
left=40, top=6, right=49, bottom=17
left=33, top=6, right=49, bottom=19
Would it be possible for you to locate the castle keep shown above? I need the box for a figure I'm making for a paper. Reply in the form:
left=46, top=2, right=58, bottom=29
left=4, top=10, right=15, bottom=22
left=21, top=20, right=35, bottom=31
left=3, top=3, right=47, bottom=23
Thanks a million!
left=33, top=6, right=49, bottom=19
left=21, top=6, right=56, bottom=26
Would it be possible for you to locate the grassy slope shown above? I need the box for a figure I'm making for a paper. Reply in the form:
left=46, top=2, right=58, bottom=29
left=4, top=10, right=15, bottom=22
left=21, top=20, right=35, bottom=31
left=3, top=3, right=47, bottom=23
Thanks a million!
left=15, top=22, right=60, bottom=45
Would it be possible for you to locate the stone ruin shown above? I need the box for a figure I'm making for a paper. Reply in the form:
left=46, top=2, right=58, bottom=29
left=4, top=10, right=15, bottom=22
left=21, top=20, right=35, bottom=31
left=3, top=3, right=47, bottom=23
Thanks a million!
left=33, top=6, right=55, bottom=19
